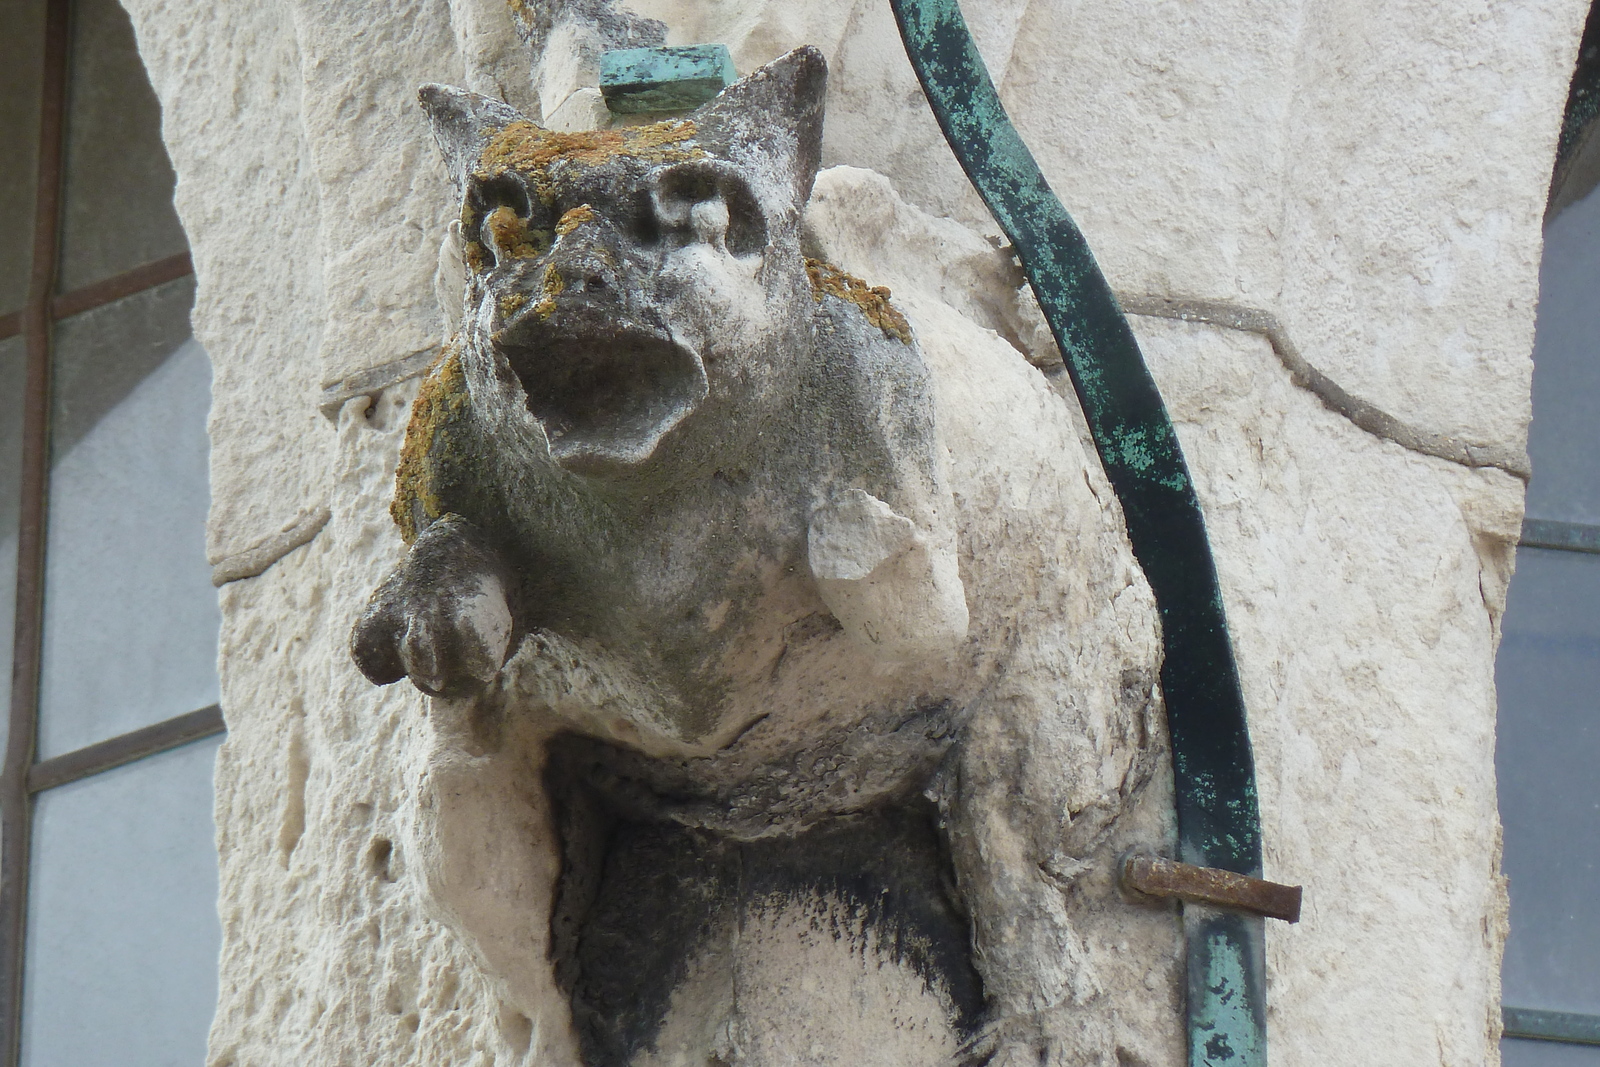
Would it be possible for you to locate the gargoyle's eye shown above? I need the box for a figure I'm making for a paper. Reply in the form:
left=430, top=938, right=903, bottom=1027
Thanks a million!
left=464, top=175, right=546, bottom=269
left=648, top=163, right=767, bottom=257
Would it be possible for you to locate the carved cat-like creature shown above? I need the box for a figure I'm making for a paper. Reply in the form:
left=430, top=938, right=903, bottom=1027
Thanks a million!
left=352, top=47, right=1174, bottom=1067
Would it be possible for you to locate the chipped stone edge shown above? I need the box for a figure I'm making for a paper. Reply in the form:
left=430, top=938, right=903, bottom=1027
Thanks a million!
left=319, top=346, right=441, bottom=421
left=1116, top=293, right=1533, bottom=481
left=210, top=506, right=333, bottom=587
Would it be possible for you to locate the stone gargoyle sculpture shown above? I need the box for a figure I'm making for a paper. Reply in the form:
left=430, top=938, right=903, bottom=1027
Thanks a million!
left=352, top=45, right=1176, bottom=1067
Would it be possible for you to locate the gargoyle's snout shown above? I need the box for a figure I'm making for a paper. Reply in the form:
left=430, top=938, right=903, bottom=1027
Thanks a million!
left=489, top=220, right=707, bottom=475
left=536, top=228, right=623, bottom=306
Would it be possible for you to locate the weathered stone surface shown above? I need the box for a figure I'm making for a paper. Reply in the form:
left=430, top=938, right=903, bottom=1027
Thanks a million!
left=110, top=0, right=1580, bottom=1062
left=207, top=386, right=560, bottom=1065
left=121, top=0, right=536, bottom=561
left=807, top=165, right=1522, bottom=1062
left=625, top=0, right=1585, bottom=456
left=120, top=0, right=332, bottom=566
left=1133, top=316, right=1517, bottom=1066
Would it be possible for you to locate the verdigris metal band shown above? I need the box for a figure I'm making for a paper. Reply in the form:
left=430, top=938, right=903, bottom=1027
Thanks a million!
left=885, top=1, right=1267, bottom=1063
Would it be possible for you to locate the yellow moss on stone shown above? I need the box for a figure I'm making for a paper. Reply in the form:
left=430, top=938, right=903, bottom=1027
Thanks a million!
left=530, top=266, right=565, bottom=321
left=392, top=346, right=469, bottom=543
left=804, top=258, right=913, bottom=344
left=485, top=205, right=545, bottom=259
left=476, top=120, right=702, bottom=204
left=464, top=237, right=490, bottom=273
left=499, top=291, right=528, bottom=318
left=463, top=121, right=691, bottom=272
left=556, top=203, right=597, bottom=236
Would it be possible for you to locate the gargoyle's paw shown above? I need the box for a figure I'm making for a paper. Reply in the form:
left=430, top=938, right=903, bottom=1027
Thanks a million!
left=399, top=583, right=511, bottom=697
left=348, top=516, right=514, bottom=697
left=350, top=600, right=408, bottom=686
left=374, top=579, right=511, bottom=698
left=351, top=584, right=512, bottom=697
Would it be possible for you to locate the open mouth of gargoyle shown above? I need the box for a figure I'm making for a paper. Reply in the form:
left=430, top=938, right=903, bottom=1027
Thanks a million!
left=496, top=311, right=708, bottom=473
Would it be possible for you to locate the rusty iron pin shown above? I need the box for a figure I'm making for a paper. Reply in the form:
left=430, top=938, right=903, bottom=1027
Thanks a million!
left=1120, top=853, right=1303, bottom=924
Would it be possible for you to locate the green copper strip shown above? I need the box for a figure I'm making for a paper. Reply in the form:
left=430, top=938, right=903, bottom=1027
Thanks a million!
left=885, top=1, right=1266, bottom=1062
left=600, top=45, right=737, bottom=114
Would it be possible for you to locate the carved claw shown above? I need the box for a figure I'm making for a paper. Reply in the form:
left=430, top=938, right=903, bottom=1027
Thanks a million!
left=350, top=514, right=514, bottom=697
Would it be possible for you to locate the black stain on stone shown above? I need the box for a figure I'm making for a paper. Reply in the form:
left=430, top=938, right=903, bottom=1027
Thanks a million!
left=545, top=733, right=985, bottom=1067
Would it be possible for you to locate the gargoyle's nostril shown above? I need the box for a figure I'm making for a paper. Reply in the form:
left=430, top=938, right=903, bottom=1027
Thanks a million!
left=587, top=275, right=606, bottom=291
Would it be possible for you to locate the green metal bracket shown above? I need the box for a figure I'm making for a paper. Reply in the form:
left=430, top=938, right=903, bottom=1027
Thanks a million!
left=600, top=45, right=737, bottom=115
left=1520, top=517, right=1600, bottom=554
left=1503, top=1007, right=1600, bottom=1046
left=886, top=1, right=1268, bottom=1063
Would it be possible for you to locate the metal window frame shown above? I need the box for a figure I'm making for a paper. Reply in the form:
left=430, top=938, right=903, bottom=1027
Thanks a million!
left=0, top=0, right=222, bottom=1060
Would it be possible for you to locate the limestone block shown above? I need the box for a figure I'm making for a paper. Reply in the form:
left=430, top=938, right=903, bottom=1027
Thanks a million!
left=808, top=163, right=1519, bottom=1064
left=544, top=87, right=611, bottom=132
left=1273, top=0, right=1587, bottom=455
left=1131, top=314, right=1514, bottom=1065
left=119, top=0, right=332, bottom=564
left=807, top=487, right=969, bottom=660
left=277, top=0, right=465, bottom=386
left=119, top=0, right=541, bottom=559
left=448, top=0, right=543, bottom=115
left=207, top=385, right=564, bottom=1065
left=623, top=0, right=1584, bottom=454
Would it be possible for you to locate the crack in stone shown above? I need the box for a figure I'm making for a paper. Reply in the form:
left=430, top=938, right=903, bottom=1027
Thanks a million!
left=1116, top=293, right=1531, bottom=481
left=210, top=506, right=332, bottom=586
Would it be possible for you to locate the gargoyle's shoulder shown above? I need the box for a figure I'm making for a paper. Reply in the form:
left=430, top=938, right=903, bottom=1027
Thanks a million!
left=803, top=257, right=912, bottom=345
left=392, top=343, right=472, bottom=543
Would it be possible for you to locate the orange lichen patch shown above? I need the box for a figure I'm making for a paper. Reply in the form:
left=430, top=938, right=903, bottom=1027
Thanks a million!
left=392, top=346, right=469, bottom=543
left=803, top=258, right=913, bottom=344
left=529, top=266, right=565, bottom=321
left=476, top=120, right=702, bottom=202
left=555, top=203, right=597, bottom=236
left=485, top=205, right=544, bottom=259
left=499, top=291, right=528, bottom=318
left=464, top=238, right=490, bottom=273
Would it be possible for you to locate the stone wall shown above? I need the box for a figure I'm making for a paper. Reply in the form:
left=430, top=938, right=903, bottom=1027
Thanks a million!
left=116, top=0, right=1588, bottom=1063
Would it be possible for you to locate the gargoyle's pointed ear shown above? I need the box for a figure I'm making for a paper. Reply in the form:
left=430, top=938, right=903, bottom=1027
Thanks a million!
left=418, top=84, right=532, bottom=199
left=690, top=46, right=827, bottom=218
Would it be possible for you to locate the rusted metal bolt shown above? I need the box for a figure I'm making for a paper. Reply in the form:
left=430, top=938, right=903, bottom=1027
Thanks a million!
left=1119, top=853, right=1303, bottom=923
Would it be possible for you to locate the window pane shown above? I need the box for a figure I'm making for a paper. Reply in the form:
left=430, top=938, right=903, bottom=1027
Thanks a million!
left=21, top=736, right=221, bottom=1067
left=1503, top=1040, right=1600, bottom=1066
left=0, top=334, right=25, bottom=752
left=1496, top=546, right=1600, bottom=1014
left=0, top=0, right=44, bottom=314
left=38, top=277, right=218, bottom=759
left=1525, top=182, right=1600, bottom=524
left=56, top=0, right=187, bottom=293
